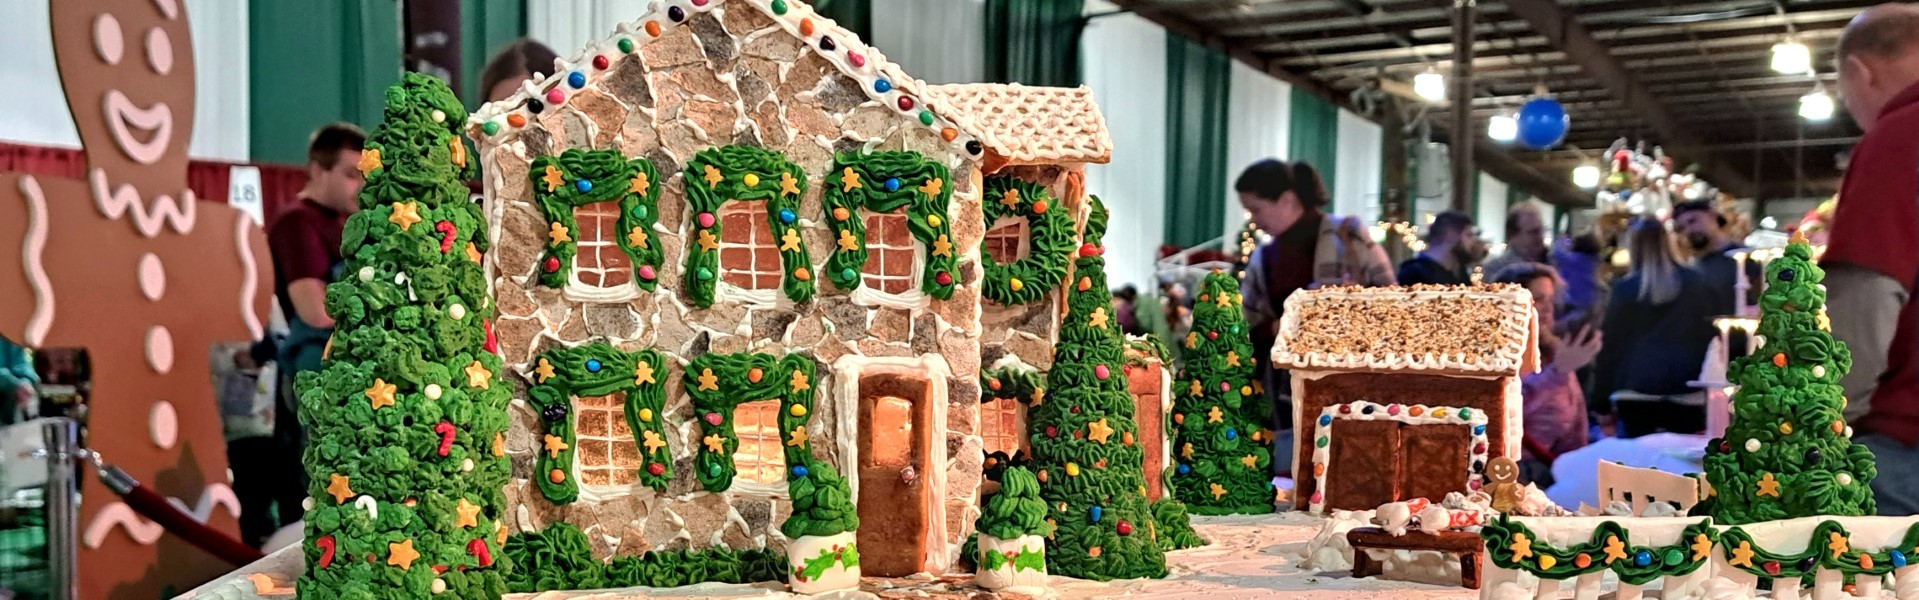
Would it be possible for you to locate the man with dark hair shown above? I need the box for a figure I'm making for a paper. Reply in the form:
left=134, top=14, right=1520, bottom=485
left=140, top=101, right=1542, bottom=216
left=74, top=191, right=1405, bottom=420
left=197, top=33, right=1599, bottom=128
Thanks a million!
left=1824, top=3, right=1919, bottom=515
left=1481, top=202, right=1549, bottom=277
left=247, top=122, right=364, bottom=544
left=1397, top=211, right=1480, bottom=285
left=1672, top=200, right=1750, bottom=315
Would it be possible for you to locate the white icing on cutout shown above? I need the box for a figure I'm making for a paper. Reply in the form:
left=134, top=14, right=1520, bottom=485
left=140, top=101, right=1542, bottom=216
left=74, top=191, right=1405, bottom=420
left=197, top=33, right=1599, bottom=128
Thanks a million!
left=151, top=0, right=180, bottom=19
left=1306, top=400, right=1491, bottom=514
left=236, top=214, right=264, bottom=339
left=89, top=169, right=196, bottom=237
left=19, top=176, right=54, bottom=346
left=144, top=26, right=172, bottom=75
left=145, top=324, right=174, bottom=374
left=102, top=92, right=172, bottom=165
left=138, top=252, right=165, bottom=300
left=149, top=400, right=178, bottom=449
left=94, top=14, right=125, bottom=64
left=84, top=483, right=239, bottom=548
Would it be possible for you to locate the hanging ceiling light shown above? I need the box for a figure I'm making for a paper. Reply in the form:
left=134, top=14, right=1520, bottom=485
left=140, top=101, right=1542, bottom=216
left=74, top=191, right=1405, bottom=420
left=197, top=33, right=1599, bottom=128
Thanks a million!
left=1771, top=38, right=1813, bottom=75
left=1488, top=111, right=1518, bottom=142
left=1414, top=69, right=1446, bottom=102
left=1799, top=87, right=1835, bottom=121
left=1573, top=164, right=1602, bottom=189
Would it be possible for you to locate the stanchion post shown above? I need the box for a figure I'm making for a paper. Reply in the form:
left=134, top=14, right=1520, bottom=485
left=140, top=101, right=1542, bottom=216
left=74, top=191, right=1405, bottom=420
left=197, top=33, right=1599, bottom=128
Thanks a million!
left=41, top=417, right=79, bottom=600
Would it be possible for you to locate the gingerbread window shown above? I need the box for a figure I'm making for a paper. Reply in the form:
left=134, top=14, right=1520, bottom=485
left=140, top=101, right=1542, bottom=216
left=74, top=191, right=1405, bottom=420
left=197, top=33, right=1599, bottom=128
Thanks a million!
left=983, top=217, right=1028, bottom=264
left=574, top=392, right=639, bottom=487
left=717, top=203, right=783, bottom=291
left=573, top=200, right=633, bottom=288
left=979, top=398, right=1026, bottom=456
left=860, top=210, right=919, bottom=296
left=731, top=399, right=786, bottom=485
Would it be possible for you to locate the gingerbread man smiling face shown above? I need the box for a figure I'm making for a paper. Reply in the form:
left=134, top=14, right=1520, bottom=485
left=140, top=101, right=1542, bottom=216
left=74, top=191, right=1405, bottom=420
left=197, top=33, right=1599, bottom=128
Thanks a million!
left=0, top=0, right=272, bottom=597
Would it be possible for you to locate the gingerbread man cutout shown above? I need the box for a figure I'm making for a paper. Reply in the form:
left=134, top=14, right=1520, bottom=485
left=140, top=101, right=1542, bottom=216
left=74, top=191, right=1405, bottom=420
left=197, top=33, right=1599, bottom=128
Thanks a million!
left=0, top=1, right=272, bottom=597
left=1485, top=456, right=1525, bottom=515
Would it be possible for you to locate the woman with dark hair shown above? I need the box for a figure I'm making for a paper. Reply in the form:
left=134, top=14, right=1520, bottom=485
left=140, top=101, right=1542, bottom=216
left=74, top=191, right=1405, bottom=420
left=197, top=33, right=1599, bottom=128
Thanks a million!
left=1491, top=262, right=1602, bottom=485
left=1235, top=159, right=1394, bottom=476
left=480, top=38, right=561, bottom=103
left=1592, top=218, right=1721, bottom=436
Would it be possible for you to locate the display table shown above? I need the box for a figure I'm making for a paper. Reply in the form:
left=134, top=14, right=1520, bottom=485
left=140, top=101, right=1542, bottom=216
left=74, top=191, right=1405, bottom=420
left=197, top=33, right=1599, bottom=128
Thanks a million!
left=177, top=512, right=1482, bottom=600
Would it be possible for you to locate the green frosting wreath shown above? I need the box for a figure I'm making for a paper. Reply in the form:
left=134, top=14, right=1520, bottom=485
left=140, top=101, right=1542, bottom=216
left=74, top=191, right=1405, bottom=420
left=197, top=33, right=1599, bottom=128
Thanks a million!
left=1718, top=519, right=1919, bottom=582
left=528, top=150, right=663, bottom=290
left=980, top=177, right=1075, bottom=305
left=980, top=365, right=1044, bottom=404
left=681, top=353, right=858, bottom=539
left=821, top=151, right=958, bottom=298
left=1481, top=517, right=1718, bottom=584
left=525, top=343, right=670, bottom=504
left=501, top=522, right=786, bottom=593
left=682, top=146, right=813, bottom=307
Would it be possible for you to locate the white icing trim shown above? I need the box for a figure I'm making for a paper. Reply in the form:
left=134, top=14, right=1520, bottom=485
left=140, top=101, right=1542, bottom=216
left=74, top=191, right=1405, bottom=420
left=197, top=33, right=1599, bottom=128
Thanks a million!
left=19, top=176, right=53, bottom=346
left=1306, top=400, right=1491, bottom=514
left=89, top=168, right=196, bottom=238
left=235, top=213, right=264, bottom=340
left=1272, top=285, right=1534, bottom=376
left=84, top=483, right=240, bottom=548
left=830, top=353, right=953, bottom=574
left=103, top=92, right=172, bottom=165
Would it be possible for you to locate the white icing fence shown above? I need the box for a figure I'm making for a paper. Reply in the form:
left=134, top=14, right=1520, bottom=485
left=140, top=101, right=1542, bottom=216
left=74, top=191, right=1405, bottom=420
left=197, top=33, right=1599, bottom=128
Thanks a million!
left=1481, top=516, right=1919, bottom=600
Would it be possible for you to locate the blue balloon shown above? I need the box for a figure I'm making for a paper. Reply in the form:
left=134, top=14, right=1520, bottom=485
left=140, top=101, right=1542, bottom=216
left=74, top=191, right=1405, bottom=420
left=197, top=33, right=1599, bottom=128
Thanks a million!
left=1516, top=98, right=1570, bottom=150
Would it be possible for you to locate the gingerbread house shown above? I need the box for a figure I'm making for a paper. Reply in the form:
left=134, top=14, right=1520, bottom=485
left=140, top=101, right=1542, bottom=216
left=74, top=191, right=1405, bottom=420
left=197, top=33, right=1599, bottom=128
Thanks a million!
left=1271, top=285, right=1537, bottom=513
left=466, top=0, right=1112, bottom=584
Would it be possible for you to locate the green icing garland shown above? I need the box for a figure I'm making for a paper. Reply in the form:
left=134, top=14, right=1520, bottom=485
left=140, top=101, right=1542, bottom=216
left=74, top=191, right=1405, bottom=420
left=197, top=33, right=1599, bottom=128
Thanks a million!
left=982, top=547, right=1046, bottom=572
left=980, top=177, right=1075, bottom=305
left=1481, top=517, right=1719, bottom=585
left=681, top=353, right=859, bottom=539
left=794, top=543, right=860, bottom=583
left=1718, top=520, right=1919, bottom=581
left=682, top=146, right=814, bottom=307
left=978, top=467, right=1051, bottom=540
left=528, top=150, right=663, bottom=290
left=525, top=343, right=671, bottom=504
left=821, top=151, right=958, bottom=298
left=501, top=522, right=786, bottom=593
left=1168, top=271, right=1275, bottom=516
left=981, top=365, right=1044, bottom=404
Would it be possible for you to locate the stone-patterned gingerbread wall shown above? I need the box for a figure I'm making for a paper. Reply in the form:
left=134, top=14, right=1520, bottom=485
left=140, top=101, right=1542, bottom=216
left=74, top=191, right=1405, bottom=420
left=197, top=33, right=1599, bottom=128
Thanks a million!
left=474, top=6, right=1008, bottom=571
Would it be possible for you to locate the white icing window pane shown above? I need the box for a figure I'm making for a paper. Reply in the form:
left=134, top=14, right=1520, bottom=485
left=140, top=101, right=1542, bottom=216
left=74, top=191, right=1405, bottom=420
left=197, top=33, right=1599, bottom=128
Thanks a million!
left=575, top=392, right=637, bottom=487
left=860, top=210, right=917, bottom=295
left=984, top=217, right=1028, bottom=264
left=732, top=400, right=785, bottom=485
left=979, top=399, right=1025, bottom=456
left=718, top=203, right=782, bottom=291
left=574, top=201, right=632, bottom=288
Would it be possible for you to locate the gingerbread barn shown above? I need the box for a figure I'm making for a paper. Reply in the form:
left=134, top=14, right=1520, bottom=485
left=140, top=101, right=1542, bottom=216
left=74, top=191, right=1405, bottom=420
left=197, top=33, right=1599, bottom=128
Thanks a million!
left=465, top=0, right=1114, bottom=584
left=1271, top=285, right=1536, bottom=513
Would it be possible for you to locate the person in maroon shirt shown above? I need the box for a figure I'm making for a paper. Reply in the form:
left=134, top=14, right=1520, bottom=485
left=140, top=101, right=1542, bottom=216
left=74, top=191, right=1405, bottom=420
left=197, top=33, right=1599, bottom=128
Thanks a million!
left=1824, top=4, right=1919, bottom=516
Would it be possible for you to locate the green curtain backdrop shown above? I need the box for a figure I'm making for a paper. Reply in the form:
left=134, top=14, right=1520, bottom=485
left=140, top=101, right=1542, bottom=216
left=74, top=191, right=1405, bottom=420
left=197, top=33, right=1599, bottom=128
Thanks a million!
left=250, top=1, right=404, bottom=164
left=1163, top=35, right=1231, bottom=249
left=1287, top=86, right=1339, bottom=200
left=814, top=0, right=872, bottom=41
left=461, top=0, right=527, bottom=110
left=984, top=0, right=1084, bottom=86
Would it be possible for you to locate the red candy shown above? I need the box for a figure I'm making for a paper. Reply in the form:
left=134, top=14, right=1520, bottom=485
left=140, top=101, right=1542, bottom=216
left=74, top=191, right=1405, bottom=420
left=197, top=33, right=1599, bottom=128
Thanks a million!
left=898, top=96, right=916, bottom=111
left=435, top=220, right=457, bottom=253
left=435, top=422, right=456, bottom=456
left=647, top=463, right=665, bottom=476
left=544, top=257, right=561, bottom=273
left=469, top=539, right=493, bottom=567
left=483, top=319, right=499, bottom=353
left=592, top=55, right=610, bottom=70
left=316, top=535, right=337, bottom=568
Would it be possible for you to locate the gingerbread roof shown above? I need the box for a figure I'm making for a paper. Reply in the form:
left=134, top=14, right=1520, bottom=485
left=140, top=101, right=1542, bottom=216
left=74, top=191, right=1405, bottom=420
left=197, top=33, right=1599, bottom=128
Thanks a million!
left=920, top=83, right=1113, bottom=166
left=1272, top=284, right=1538, bottom=376
left=465, top=0, right=982, bottom=157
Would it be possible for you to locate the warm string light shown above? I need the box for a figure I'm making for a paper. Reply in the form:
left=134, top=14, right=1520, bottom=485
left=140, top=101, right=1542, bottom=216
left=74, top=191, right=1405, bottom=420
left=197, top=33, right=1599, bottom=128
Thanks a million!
left=1374, top=221, right=1426, bottom=252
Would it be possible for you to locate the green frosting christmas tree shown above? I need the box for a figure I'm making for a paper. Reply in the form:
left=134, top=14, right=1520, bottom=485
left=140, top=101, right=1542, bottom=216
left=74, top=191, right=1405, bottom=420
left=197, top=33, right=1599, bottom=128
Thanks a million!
left=978, top=467, right=1050, bottom=541
left=1027, top=203, right=1169, bottom=580
left=297, top=73, right=511, bottom=599
left=1703, top=235, right=1876, bottom=525
left=1168, top=271, right=1274, bottom=515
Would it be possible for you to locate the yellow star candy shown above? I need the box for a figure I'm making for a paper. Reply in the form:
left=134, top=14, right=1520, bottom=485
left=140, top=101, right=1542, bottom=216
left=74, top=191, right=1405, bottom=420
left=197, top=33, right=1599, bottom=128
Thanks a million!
left=465, top=241, right=483, bottom=263
left=787, top=427, right=809, bottom=447
left=542, top=164, right=565, bottom=192
left=697, top=229, right=719, bottom=252
left=547, top=221, right=571, bottom=246
left=1691, top=533, right=1713, bottom=561
left=1817, top=310, right=1832, bottom=332
left=780, top=229, right=803, bottom=252
left=493, top=432, right=506, bottom=457
left=627, top=226, right=650, bottom=249
left=1603, top=535, right=1628, bottom=564
left=703, top=433, right=727, bottom=453
left=630, top=171, right=651, bottom=196
left=366, top=378, right=397, bottom=410
left=696, top=368, right=719, bottom=391
left=1728, top=541, right=1755, bottom=568
left=326, top=473, right=354, bottom=504
left=1827, top=531, right=1850, bottom=556
left=919, top=178, right=943, bottom=197
left=931, top=234, right=953, bottom=257
left=1208, top=405, right=1224, bottom=423
left=780, top=171, right=800, bottom=196
left=1241, top=455, right=1259, bottom=468
left=543, top=434, right=569, bottom=458
left=455, top=498, right=481, bottom=529
left=702, top=164, right=724, bottom=187
left=1509, top=532, right=1534, bottom=561
left=790, top=369, right=811, bottom=392
left=1029, top=387, right=1045, bottom=405
left=641, top=430, right=666, bottom=453
left=1756, top=472, right=1781, bottom=497
left=1089, top=307, right=1109, bottom=329
left=388, top=202, right=423, bottom=231
left=465, top=361, right=492, bottom=389
left=1226, top=351, right=1241, bottom=367
left=534, top=358, right=556, bottom=383
left=837, top=230, right=861, bottom=252
left=839, top=167, right=862, bottom=192
left=357, top=148, right=383, bottom=174
left=632, top=361, right=656, bottom=385
left=388, top=539, right=421, bottom=570
left=1210, top=482, right=1227, bottom=500
left=1215, top=293, right=1232, bottom=308
left=1087, top=419, right=1114, bottom=444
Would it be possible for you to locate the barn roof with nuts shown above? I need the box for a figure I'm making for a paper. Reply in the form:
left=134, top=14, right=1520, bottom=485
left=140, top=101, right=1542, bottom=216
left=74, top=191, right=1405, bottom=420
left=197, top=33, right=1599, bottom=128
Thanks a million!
left=1272, top=284, right=1539, bottom=376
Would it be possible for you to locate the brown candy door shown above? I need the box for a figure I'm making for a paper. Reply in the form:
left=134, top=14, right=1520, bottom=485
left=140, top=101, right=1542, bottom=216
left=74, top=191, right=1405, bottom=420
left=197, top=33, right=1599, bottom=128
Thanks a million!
left=1128, top=363, right=1166, bottom=500
left=855, top=374, right=931, bottom=576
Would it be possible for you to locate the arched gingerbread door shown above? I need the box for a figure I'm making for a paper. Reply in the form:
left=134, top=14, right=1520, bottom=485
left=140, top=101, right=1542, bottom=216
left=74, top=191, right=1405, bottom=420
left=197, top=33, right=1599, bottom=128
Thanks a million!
left=856, top=373, right=932, bottom=576
left=1127, top=363, right=1167, bottom=501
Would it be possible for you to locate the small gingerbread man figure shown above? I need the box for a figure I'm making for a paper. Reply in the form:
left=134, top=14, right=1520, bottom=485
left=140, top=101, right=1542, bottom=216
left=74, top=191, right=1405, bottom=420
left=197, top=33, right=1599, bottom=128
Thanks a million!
left=1485, top=456, right=1525, bottom=514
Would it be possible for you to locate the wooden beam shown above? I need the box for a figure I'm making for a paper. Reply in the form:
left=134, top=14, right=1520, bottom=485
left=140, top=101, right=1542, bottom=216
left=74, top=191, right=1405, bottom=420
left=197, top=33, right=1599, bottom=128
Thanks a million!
left=1502, top=0, right=1756, bottom=197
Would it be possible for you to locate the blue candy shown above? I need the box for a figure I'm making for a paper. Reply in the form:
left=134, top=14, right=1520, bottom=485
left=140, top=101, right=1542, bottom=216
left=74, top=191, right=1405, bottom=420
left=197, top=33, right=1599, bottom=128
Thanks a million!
left=884, top=178, right=901, bottom=192
left=1634, top=550, right=1652, bottom=567
left=568, top=72, right=586, bottom=88
left=585, top=359, right=603, bottom=372
left=575, top=179, right=593, bottom=193
left=1319, top=415, right=1333, bottom=426
left=1089, top=506, right=1103, bottom=523
left=1177, top=464, right=1190, bottom=475
left=1225, top=428, right=1238, bottom=440
left=874, top=79, right=892, bottom=93
left=779, top=209, right=796, bottom=224
left=792, top=465, right=809, bottom=478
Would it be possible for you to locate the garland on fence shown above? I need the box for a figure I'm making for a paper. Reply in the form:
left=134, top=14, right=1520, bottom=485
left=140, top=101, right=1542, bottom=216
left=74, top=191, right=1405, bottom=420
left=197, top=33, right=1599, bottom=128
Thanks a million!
left=501, top=522, right=786, bottom=593
left=980, top=177, right=1075, bottom=305
left=525, top=344, right=670, bottom=503
left=1718, top=520, right=1919, bottom=580
left=981, top=365, right=1045, bottom=404
left=529, top=150, right=663, bottom=290
left=821, top=151, right=957, bottom=298
left=682, top=146, right=813, bottom=307
left=1481, top=517, right=1719, bottom=584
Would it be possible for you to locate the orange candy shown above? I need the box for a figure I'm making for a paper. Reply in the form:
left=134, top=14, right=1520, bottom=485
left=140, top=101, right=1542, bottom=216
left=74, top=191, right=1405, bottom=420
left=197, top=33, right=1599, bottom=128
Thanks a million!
left=833, top=207, right=850, bottom=220
left=1313, top=462, right=1325, bottom=476
left=1088, top=546, right=1102, bottom=558
left=748, top=368, right=764, bottom=383
left=645, top=21, right=662, bottom=37
left=794, top=267, right=812, bottom=281
left=1174, top=413, right=1184, bottom=425
left=506, top=114, right=526, bottom=128
left=1032, top=200, right=1048, bottom=214
left=1773, top=353, right=1788, bottom=368
left=941, top=128, right=958, bottom=141
left=800, top=19, right=815, bottom=36
left=548, top=469, right=565, bottom=484
left=1077, top=277, right=1092, bottom=292
left=1574, top=553, right=1592, bottom=568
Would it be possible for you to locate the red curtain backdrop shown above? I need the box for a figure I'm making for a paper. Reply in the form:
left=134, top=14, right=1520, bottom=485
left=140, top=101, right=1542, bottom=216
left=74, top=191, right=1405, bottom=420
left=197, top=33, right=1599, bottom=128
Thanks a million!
left=0, top=141, right=308, bottom=220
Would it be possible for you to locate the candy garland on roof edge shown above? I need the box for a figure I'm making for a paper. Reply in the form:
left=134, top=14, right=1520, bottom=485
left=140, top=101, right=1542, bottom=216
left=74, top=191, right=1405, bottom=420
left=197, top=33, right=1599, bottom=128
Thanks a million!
left=529, top=150, right=663, bottom=290
left=299, top=73, right=510, bottom=600
left=501, top=522, right=785, bottom=593
left=1169, top=271, right=1275, bottom=516
left=525, top=344, right=670, bottom=504
left=682, top=146, right=814, bottom=308
left=822, top=151, right=958, bottom=298
left=1027, top=210, right=1169, bottom=580
left=1701, top=234, right=1876, bottom=525
left=1481, top=518, right=1718, bottom=584
left=981, top=177, right=1075, bottom=306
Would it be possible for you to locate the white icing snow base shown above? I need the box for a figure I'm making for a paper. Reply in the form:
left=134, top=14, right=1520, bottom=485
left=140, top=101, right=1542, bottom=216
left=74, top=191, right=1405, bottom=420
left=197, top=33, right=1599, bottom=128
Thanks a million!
left=786, top=532, right=860, bottom=594
left=975, top=534, right=1046, bottom=594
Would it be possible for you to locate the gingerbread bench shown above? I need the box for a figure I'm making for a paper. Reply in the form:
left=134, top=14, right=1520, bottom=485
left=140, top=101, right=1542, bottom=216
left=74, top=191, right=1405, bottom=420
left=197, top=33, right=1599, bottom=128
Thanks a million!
left=1345, top=527, right=1484, bottom=589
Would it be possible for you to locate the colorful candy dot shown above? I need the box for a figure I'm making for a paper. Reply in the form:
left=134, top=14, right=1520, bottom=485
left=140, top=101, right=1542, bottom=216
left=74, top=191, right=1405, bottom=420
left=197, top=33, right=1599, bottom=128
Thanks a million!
left=593, top=55, right=610, bottom=70
left=919, top=111, right=935, bottom=126
left=698, top=212, right=716, bottom=228
left=567, top=72, right=586, bottom=88
left=647, top=463, right=665, bottom=476
left=549, top=469, right=565, bottom=483
left=832, top=207, right=850, bottom=220
left=941, top=128, right=958, bottom=141
left=618, top=38, right=635, bottom=53
left=638, top=408, right=653, bottom=422
left=1473, top=424, right=1486, bottom=436
left=507, top=114, right=526, bottom=128
left=526, top=99, right=545, bottom=115
left=791, top=465, right=809, bottom=478
left=544, top=257, right=561, bottom=273
left=697, top=268, right=714, bottom=280
left=645, top=21, right=662, bottom=37
left=790, top=404, right=807, bottom=417
left=743, top=172, right=761, bottom=187
left=1094, top=365, right=1110, bottom=380
left=1225, top=428, right=1237, bottom=440
left=874, top=79, right=892, bottom=94
left=1458, top=408, right=1473, bottom=419
left=481, top=121, right=500, bottom=135
left=575, top=179, right=592, bottom=192
left=778, top=209, right=796, bottom=224
left=1088, top=505, right=1102, bottom=523
left=771, top=0, right=788, bottom=14
left=638, top=265, right=657, bottom=280
left=848, top=52, right=866, bottom=68
left=799, top=18, right=814, bottom=36
left=840, top=267, right=857, bottom=281
left=793, top=268, right=811, bottom=281
left=545, top=89, right=565, bottom=105
left=1891, top=550, right=1908, bottom=568
left=935, top=272, right=953, bottom=286
left=585, top=359, right=602, bottom=372
left=1315, top=436, right=1328, bottom=448
left=1634, top=550, right=1651, bottom=567
left=819, top=36, right=836, bottom=51
left=884, top=177, right=901, bottom=192
left=1574, top=553, right=1592, bottom=568
left=966, top=140, right=984, bottom=155
left=1386, top=404, right=1401, bottom=416
left=897, top=96, right=916, bottom=111
left=927, top=214, right=942, bottom=227
left=667, top=6, right=685, bottom=22
left=1177, top=464, right=1190, bottom=474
